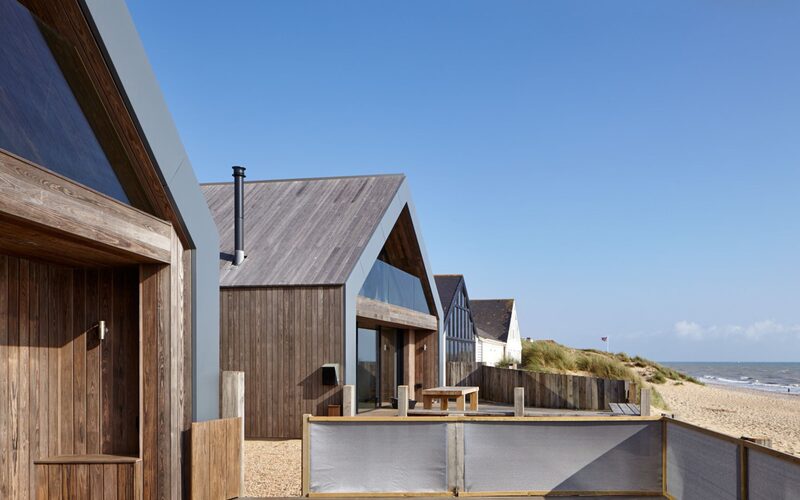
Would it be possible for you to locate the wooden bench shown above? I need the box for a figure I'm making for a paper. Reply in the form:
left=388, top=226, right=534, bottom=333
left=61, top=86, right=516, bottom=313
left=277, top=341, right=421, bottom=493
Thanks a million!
left=34, top=454, right=142, bottom=499
left=422, top=386, right=479, bottom=411
left=609, top=402, right=641, bottom=416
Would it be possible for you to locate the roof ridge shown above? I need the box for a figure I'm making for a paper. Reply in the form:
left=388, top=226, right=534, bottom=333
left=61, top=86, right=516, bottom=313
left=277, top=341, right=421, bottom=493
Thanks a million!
left=200, top=173, right=405, bottom=186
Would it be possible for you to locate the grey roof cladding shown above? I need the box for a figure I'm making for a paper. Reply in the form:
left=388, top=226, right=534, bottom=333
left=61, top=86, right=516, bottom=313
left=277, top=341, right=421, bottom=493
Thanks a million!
left=470, top=298, right=514, bottom=343
left=81, top=0, right=222, bottom=420
left=434, top=274, right=463, bottom=319
left=201, top=174, right=405, bottom=287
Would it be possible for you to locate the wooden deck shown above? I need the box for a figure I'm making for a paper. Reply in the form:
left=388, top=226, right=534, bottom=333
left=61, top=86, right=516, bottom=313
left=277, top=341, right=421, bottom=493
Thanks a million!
left=358, top=401, right=615, bottom=417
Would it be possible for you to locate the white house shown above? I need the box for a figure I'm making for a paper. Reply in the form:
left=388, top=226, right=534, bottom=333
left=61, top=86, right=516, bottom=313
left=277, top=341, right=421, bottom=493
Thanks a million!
left=471, top=298, right=522, bottom=366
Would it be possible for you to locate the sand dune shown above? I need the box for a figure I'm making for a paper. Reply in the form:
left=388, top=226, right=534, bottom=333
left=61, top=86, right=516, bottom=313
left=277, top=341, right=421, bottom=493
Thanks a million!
left=656, top=380, right=800, bottom=456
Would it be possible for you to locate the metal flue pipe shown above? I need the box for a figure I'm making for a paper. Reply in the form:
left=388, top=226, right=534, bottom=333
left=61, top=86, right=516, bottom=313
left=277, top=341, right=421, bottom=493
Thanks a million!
left=232, top=165, right=246, bottom=266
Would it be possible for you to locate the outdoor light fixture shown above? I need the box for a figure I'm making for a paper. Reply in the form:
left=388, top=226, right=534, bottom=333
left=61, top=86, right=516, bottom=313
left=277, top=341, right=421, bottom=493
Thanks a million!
left=98, top=320, right=107, bottom=341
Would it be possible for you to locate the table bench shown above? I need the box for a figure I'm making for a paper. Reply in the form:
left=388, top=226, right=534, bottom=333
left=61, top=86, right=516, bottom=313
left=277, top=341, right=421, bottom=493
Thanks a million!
left=421, top=386, right=479, bottom=411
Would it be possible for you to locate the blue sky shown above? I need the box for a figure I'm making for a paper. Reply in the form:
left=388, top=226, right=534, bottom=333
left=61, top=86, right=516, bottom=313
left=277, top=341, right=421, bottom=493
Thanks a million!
left=128, top=1, right=800, bottom=361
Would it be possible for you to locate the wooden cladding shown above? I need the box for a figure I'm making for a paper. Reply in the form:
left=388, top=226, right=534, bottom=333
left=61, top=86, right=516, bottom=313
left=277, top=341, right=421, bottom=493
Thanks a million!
left=139, top=232, right=192, bottom=500
left=415, top=329, right=440, bottom=391
left=0, top=151, right=173, bottom=265
left=0, top=254, right=139, bottom=500
left=356, top=296, right=438, bottom=331
left=379, top=329, right=398, bottom=404
left=220, top=286, right=344, bottom=439
left=447, top=362, right=630, bottom=411
left=189, top=418, right=242, bottom=500
left=0, top=234, right=192, bottom=500
left=34, top=455, right=142, bottom=500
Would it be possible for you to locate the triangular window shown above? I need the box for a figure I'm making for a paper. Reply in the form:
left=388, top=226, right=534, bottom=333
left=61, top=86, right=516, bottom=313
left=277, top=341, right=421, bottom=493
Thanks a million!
left=0, top=0, right=131, bottom=204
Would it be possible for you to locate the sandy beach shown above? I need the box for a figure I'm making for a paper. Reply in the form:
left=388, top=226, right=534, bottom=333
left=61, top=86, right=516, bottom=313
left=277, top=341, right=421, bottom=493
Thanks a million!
left=656, top=380, right=800, bottom=456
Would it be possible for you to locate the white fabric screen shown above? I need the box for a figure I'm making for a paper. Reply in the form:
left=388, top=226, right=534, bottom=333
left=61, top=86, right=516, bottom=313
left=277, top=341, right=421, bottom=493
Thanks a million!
left=666, top=422, right=739, bottom=500
left=748, top=449, right=800, bottom=500
left=463, top=421, right=662, bottom=493
left=309, top=421, right=448, bottom=494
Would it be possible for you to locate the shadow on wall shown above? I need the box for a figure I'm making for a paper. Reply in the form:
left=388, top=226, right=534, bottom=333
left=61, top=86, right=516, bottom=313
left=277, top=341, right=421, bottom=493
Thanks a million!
left=299, top=367, right=343, bottom=416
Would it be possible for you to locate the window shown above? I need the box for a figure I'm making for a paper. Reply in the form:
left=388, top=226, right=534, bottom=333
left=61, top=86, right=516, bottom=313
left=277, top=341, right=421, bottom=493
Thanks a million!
left=0, top=0, right=130, bottom=203
left=359, top=259, right=430, bottom=314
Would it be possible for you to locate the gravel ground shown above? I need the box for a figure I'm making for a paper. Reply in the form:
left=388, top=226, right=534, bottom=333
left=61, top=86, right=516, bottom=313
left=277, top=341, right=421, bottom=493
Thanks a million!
left=243, top=439, right=302, bottom=498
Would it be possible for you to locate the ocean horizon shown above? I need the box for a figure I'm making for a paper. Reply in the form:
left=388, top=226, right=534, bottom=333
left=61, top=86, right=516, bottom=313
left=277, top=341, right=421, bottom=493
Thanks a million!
left=662, top=361, right=800, bottom=395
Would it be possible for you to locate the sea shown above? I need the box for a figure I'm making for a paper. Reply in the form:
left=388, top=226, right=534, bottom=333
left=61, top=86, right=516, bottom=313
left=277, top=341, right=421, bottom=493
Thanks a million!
left=662, top=362, right=800, bottom=396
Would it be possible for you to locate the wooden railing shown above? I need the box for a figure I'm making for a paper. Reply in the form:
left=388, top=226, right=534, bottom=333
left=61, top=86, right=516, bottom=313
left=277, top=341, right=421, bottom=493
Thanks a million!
left=189, top=417, right=242, bottom=500
left=447, top=362, right=632, bottom=410
left=34, top=455, right=142, bottom=500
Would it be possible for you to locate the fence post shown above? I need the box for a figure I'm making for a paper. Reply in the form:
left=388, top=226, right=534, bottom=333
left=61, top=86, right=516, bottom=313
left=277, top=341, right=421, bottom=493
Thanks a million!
left=447, top=421, right=465, bottom=494
left=343, top=384, right=356, bottom=416
left=742, top=435, right=772, bottom=448
left=739, top=441, right=748, bottom=500
left=398, top=385, right=409, bottom=417
left=222, top=370, right=245, bottom=495
left=640, top=388, right=651, bottom=416
left=514, top=387, right=525, bottom=417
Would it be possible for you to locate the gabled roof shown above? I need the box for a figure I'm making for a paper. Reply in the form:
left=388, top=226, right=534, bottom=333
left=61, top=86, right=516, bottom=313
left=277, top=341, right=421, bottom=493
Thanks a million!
left=470, top=299, right=515, bottom=343
left=201, top=174, right=404, bottom=287
left=434, top=275, right=463, bottom=318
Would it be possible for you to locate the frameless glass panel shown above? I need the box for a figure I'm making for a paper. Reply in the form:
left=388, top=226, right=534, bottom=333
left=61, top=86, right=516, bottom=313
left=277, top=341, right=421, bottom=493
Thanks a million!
left=0, top=0, right=130, bottom=203
left=358, top=259, right=430, bottom=314
left=357, top=327, right=379, bottom=412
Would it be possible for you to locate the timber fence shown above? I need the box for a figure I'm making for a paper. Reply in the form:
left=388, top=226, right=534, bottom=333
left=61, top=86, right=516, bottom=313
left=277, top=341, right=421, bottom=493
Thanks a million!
left=447, top=361, right=634, bottom=410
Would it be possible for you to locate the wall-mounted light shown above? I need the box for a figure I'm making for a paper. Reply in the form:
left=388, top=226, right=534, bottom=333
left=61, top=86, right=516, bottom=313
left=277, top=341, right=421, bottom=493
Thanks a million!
left=423, top=344, right=428, bottom=351
left=98, top=320, right=108, bottom=341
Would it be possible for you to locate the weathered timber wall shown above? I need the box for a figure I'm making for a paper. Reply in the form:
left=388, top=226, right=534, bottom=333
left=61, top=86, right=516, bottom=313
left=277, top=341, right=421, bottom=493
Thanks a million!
left=220, top=286, right=344, bottom=439
left=34, top=457, right=142, bottom=500
left=447, top=362, right=630, bottom=410
left=189, top=418, right=242, bottom=500
left=0, top=255, right=139, bottom=499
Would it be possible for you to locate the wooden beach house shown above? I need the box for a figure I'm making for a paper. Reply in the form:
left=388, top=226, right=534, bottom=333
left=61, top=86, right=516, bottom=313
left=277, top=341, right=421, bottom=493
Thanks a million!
left=0, top=0, right=221, bottom=497
left=203, top=173, right=444, bottom=438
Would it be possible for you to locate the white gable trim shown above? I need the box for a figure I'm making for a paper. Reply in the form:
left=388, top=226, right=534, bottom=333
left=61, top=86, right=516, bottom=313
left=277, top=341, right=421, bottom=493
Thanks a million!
left=343, top=178, right=444, bottom=385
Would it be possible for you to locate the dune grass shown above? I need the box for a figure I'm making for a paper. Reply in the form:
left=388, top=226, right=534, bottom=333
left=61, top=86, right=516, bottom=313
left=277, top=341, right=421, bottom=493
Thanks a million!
left=521, top=340, right=639, bottom=381
left=519, top=339, right=702, bottom=410
left=495, top=354, right=518, bottom=369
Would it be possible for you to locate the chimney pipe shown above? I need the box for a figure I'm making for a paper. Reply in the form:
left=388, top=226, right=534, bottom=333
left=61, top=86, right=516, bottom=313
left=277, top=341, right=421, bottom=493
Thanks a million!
left=232, top=165, right=246, bottom=266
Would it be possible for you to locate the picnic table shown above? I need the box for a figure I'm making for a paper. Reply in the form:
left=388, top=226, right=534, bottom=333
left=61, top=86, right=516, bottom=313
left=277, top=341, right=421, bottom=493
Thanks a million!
left=421, top=386, right=479, bottom=411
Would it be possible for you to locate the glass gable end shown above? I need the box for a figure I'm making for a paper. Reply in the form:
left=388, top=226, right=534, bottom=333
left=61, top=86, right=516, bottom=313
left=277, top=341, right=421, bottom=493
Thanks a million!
left=0, top=0, right=130, bottom=203
left=359, top=259, right=430, bottom=314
